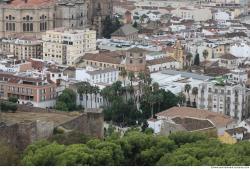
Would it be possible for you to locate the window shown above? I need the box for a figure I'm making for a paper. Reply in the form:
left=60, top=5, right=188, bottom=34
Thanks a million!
left=221, top=89, right=224, bottom=94
left=130, top=59, right=133, bottom=64
left=208, top=88, right=212, bottom=92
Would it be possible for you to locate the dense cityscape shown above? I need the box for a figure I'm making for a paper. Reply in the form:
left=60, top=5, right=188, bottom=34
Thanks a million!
left=0, top=0, right=250, bottom=166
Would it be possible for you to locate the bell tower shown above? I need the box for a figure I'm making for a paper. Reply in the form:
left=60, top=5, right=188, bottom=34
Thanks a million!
left=87, top=0, right=113, bottom=37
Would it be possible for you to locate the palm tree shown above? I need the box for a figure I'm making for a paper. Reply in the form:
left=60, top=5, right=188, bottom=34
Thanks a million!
left=77, top=81, right=90, bottom=108
left=202, top=49, right=209, bottom=73
left=186, top=52, right=193, bottom=71
left=152, top=82, right=160, bottom=92
left=93, top=86, right=100, bottom=108
left=192, top=87, right=198, bottom=108
left=89, top=86, right=94, bottom=109
left=128, top=71, right=135, bottom=87
left=184, top=84, right=191, bottom=106
left=119, top=69, right=128, bottom=101
left=100, top=86, right=111, bottom=107
left=178, top=92, right=186, bottom=106
left=192, top=87, right=198, bottom=102
left=119, top=69, right=127, bottom=87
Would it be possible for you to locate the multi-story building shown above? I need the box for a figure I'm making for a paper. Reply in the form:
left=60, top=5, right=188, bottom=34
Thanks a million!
left=79, top=51, right=125, bottom=71
left=42, top=28, right=97, bottom=66
left=0, top=72, right=57, bottom=108
left=0, top=37, right=42, bottom=60
left=172, top=7, right=212, bottom=22
left=219, top=53, right=239, bottom=69
left=0, top=0, right=112, bottom=38
left=198, top=75, right=250, bottom=121
left=125, top=47, right=147, bottom=75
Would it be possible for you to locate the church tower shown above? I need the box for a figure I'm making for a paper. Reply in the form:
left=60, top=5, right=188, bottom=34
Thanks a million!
left=87, top=0, right=113, bottom=37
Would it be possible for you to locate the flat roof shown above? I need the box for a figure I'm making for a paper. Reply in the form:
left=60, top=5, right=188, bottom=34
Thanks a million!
left=162, top=69, right=212, bottom=81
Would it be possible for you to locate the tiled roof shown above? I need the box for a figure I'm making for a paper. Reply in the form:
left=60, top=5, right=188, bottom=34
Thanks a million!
left=172, top=117, right=214, bottom=131
left=220, top=53, right=237, bottom=60
left=82, top=51, right=124, bottom=65
left=127, top=47, right=148, bottom=53
left=156, top=107, right=236, bottom=128
left=112, top=24, right=138, bottom=36
left=146, top=57, right=177, bottom=66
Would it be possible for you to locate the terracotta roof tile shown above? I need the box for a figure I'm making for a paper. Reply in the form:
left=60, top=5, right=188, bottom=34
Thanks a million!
left=146, top=57, right=177, bottom=66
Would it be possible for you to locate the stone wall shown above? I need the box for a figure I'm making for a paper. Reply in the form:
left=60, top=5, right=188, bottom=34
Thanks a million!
left=0, top=110, right=104, bottom=150
left=60, top=111, right=104, bottom=138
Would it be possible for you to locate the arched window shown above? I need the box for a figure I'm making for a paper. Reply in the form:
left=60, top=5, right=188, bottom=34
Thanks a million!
left=22, top=15, right=33, bottom=32
left=30, top=23, right=33, bottom=31
left=40, top=15, right=47, bottom=31
left=6, top=15, right=15, bottom=31
left=23, top=23, right=26, bottom=31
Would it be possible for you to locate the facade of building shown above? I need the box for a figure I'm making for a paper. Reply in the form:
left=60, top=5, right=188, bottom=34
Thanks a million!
left=198, top=78, right=250, bottom=121
left=219, top=53, right=239, bottom=69
left=87, top=0, right=113, bottom=37
left=0, top=72, right=57, bottom=108
left=79, top=51, right=125, bottom=70
left=0, top=0, right=112, bottom=38
left=146, top=57, right=180, bottom=72
left=172, top=7, right=212, bottom=21
left=125, top=47, right=147, bottom=75
left=0, top=37, right=42, bottom=60
left=42, top=28, right=97, bottom=66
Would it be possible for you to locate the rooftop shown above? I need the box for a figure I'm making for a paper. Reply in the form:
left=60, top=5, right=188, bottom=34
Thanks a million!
left=225, top=127, right=248, bottom=136
left=157, top=107, right=236, bottom=128
left=162, top=69, right=211, bottom=81
left=112, top=24, right=138, bottom=37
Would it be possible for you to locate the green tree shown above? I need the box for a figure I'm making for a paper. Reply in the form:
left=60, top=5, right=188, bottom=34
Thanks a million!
left=186, top=52, right=193, bottom=71
left=55, top=88, right=77, bottom=111
left=8, top=96, right=18, bottom=103
left=133, top=21, right=138, bottom=28
left=22, top=141, right=65, bottom=165
left=184, top=84, right=191, bottom=106
left=202, top=49, right=209, bottom=73
left=191, top=87, right=198, bottom=107
left=194, top=53, right=200, bottom=66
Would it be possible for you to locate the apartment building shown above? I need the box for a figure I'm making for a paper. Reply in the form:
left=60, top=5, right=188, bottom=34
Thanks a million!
left=198, top=75, right=250, bottom=121
left=219, top=53, right=239, bottom=69
left=172, top=7, right=212, bottom=22
left=0, top=72, right=57, bottom=108
left=42, top=28, right=97, bottom=66
left=0, top=37, right=42, bottom=60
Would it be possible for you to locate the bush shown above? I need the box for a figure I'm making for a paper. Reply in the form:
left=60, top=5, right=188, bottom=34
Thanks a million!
left=8, top=96, right=18, bottom=103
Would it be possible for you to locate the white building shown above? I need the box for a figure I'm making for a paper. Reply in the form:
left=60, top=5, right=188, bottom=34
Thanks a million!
left=76, top=67, right=120, bottom=85
left=172, top=7, right=212, bottom=21
left=230, top=42, right=250, bottom=58
left=42, top=28, right=97, bottom=66
left=198, top=77, right=250, bottom=121
left=214, top=11, right=231, bottom=21
left=147, top=57, right=180, bottom=72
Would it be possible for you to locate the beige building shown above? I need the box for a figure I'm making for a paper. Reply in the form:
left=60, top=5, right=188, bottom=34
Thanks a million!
left=0, top=0, right=113, bottom=38
left=125, top=47, right=147, bottom=75
left=172, top=7, right=212, bottom=21
left=0, top=37, right=42, bottom=60
left=42, top=28, right=97, bottom=66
